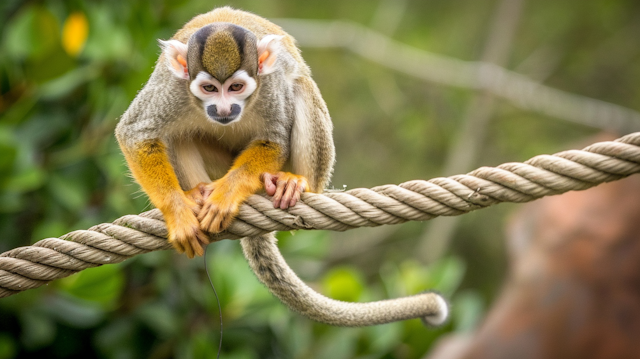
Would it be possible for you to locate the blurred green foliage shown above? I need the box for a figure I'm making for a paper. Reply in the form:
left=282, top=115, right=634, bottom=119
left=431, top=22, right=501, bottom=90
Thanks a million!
left=1, top=0, right=639, bottom=358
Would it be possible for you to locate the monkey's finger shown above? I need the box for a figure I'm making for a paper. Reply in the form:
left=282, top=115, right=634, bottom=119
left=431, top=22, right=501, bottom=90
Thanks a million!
left=193, top=197, right=204, bottom=208
left=187, top=201, right=202, bottom=217
left=280, top=179, right=298, bottom=209
left=172, top=239, right=186, bottom=254
left=290, top=181, right=306, bottom=208
left=169, top=228, right=189, bottom=254
left=186, top=182, right=209, bottom=207
left=210, top=213, right=225, bottom=233
left=272, top=178, right=288, bottom=208
left=202, top=184, right=214, bottom=199
left=200, top=202, right=221, bottom=232
left=183, top=240, right=195, bottom=258
left=188, top=236, right=204, bottom=257
left=262, top=173, right=277, bottom=196
left=197, top=230, right=210, bottom=247
left=220, top=213, right=234, bottom=232
left=199, top=209, right=216, bottom=231
left=198, top=202, right=212, bottom=222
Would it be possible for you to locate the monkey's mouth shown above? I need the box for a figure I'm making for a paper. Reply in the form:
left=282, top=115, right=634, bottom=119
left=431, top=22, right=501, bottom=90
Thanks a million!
left=207, top=104, right=241, bottom=125
left=212, top=116, right=237, bottom=125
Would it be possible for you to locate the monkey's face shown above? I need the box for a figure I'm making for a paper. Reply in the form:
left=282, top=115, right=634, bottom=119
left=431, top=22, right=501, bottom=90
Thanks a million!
left=160, top=24, right=281, bottom=126
left=189, top=70, right=257, bottom=125
left=185, top=25, right=259, bottom=125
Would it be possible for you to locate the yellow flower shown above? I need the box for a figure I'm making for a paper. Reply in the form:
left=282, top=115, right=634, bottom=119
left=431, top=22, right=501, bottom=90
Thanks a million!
left=62, top=12, right=88, bottom=56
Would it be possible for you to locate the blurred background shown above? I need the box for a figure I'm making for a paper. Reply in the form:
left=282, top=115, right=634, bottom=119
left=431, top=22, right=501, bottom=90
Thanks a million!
left=1, top=0, right=639, bottom=358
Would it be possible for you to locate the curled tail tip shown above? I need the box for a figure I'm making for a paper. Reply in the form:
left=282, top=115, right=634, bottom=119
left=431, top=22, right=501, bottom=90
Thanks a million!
left=421, top=292, right=449, bottom=327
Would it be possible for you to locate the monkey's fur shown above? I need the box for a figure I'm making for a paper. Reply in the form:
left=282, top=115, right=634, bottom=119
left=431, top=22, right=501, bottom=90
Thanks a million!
left=116, top=7, right=448, bottom=327
left=243, top=234, right=449, bottom=327
left=116, top=7, right=333, bottom=258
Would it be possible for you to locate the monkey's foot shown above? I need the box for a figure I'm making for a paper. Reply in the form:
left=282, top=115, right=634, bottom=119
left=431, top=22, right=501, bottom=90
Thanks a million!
left=262, top=172, right=308, bottom=209
left=198, top=180, right=242, bottom=234
left=165, top=203, right=209, bottom=258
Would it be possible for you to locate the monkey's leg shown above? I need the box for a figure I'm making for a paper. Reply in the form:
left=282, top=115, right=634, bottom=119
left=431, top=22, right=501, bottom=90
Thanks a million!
left=122, top=140, right=209, bottom=258
left=240, top=234, right=449, bottom=327
left=262, top=172, right=308, bottom=209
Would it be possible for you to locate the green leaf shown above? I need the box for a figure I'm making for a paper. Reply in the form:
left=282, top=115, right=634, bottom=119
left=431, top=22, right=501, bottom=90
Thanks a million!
left=315, top=329, right=358, bottom=359
left=452, top=290, right=484, bottom=333
left=3, top=166, right=46, bottom=192
left=136, top=302, right=179, bottom=338
left=94, top=319, right=137, bottom=358
left=83, top=5, right=133, bottom=61
left=0, top=191, right=24, bottom=213
left=428, top=256, right=466, bottom=296
left=19, top=310, right=56, bottom=349
left=0, top=334, right=17, bottom=359
left=57, top=264, right=125, bottom=306
left=0, top=144, right=17, bottom=173
left=322, top=266, right=364, bottom=302
left=191, top=331, right=223, bottom=359
left=48, top=173, right=89, bottom=211
left=0, top=126, right=18, bottom=175
left=38, top=65, right=101, bottom=100
left=4, top=6, right=60, bottom=61
left=364, top=321, right=402, bottom=353
left=43, top=295, right=106, bottom=327
left=278, top=229, right=330, bottom=258
left=396, top=257, right=466, bottom=296
left=31, top=219, right=68, bottom=243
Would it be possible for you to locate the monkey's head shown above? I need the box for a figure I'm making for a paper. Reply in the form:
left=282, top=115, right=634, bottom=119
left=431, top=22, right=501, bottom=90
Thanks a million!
left=160, top=24, right=282, bottom=125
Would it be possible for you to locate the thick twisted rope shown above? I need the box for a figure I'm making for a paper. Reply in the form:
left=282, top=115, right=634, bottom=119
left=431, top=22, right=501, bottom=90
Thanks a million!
left=1, top=132, right=639, bottom=298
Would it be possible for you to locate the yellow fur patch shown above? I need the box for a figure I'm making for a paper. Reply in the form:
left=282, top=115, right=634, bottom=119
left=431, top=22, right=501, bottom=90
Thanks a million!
left=211, top=141, right=282, bottom=212
left=225, top=141, right=282, bottom=198
left=124, top=140, right=183, bottom=211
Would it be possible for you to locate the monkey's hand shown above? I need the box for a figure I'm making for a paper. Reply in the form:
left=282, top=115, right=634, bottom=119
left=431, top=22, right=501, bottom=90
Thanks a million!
left=198, top=178, right=246, bottom=234
left=165, top=196, right=209, bottom=258
left=184, top=182, right=211, bottom=207
left=262, top=172, right=308, bottom=209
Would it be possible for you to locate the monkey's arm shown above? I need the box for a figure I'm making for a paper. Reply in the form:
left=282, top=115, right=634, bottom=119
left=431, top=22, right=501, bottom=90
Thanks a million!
left=120, top=140, right=209, bottom=258
left=115, top=64, right=213, bottom=257
left=199, top=140, right=287, bottom=232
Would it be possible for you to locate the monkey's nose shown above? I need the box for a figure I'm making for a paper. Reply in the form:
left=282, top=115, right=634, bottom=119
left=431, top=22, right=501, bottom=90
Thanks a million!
left=207, top=104, right=242, bottom=125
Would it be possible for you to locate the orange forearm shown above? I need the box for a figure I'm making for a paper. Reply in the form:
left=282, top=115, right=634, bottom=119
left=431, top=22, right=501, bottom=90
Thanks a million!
left=122, top=139, right=208, bottom=257
left=218, top=140, right=284, bottom=197
left=121, top=139, right=185, bottom=211
left=197, top=140, right=285, bottom=234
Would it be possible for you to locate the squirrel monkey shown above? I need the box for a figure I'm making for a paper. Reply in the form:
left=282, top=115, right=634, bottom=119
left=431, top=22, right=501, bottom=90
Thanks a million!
left=116, top=7, right=449, bottom=326
left=116, top=7, right=334, bottom=258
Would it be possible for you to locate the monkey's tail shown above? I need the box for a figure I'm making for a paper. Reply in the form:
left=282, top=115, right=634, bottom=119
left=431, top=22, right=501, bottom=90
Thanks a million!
left=240, top=234, right=449, bottom=327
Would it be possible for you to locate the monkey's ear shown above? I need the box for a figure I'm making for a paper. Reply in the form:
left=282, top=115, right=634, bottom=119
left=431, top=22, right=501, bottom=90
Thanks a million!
left=159, top=39, right=189, bottom=80
left=257, top=35, right=283, bottom=75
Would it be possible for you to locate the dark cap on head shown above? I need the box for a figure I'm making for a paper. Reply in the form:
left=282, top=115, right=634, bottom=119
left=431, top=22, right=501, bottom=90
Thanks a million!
left=187, top=23, right=259, bottom=81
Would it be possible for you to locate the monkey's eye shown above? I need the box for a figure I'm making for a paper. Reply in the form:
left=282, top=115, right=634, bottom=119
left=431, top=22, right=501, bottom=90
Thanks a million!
left=202, top=84, right=218, bottom=92
left=229, top=83, right=244, bottom=92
